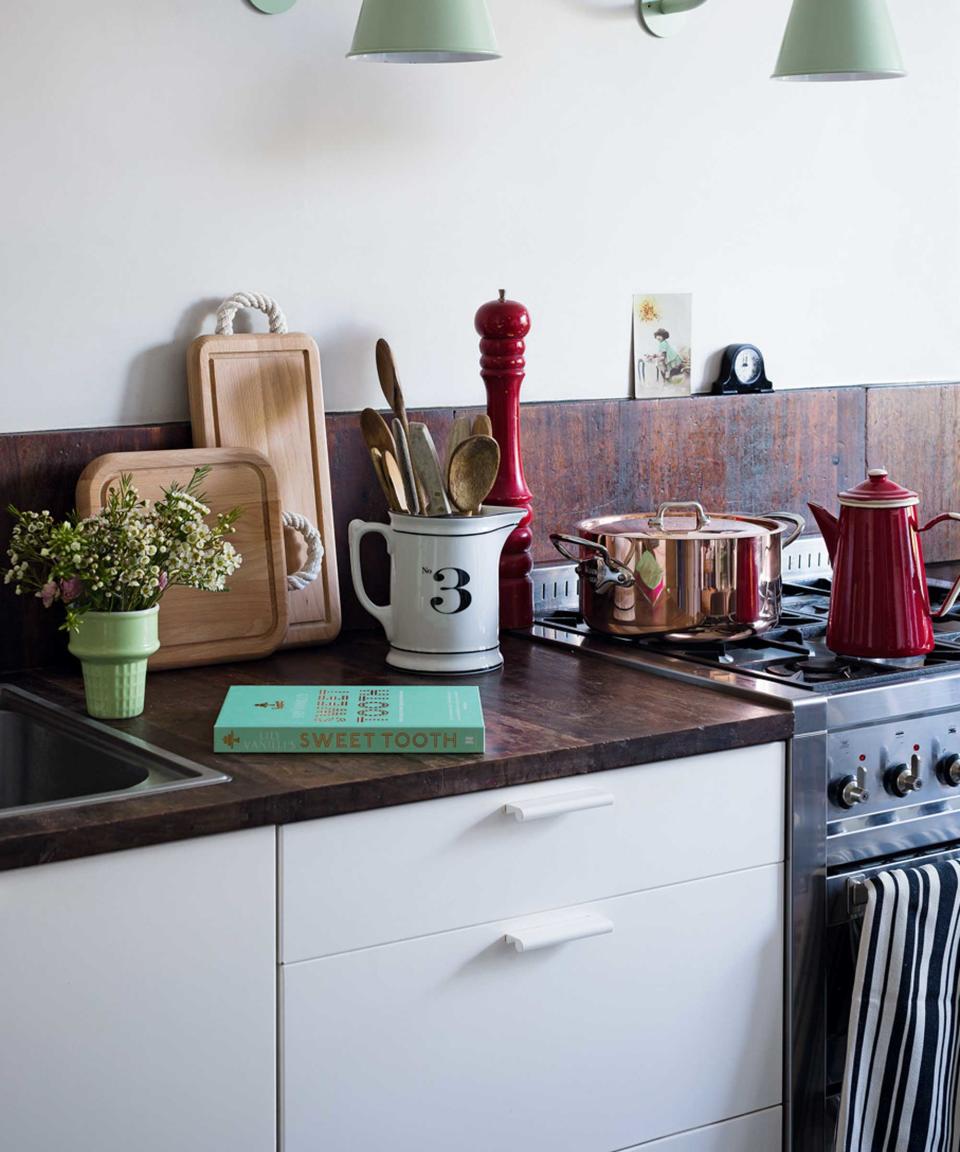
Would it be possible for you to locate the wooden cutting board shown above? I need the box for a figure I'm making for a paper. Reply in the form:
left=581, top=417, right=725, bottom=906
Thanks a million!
left=76, top=449, right=288, bottom=670
left=188, top=332, right=341, bottom=647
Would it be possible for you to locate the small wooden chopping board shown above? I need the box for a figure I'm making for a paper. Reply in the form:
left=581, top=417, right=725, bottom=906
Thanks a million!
left=188, top=332, right=341, bottom=647
left=76, top=449, right=289, bottom=670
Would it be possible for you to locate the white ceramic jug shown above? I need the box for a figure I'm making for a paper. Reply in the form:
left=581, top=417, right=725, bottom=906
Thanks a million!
left=348, top=506, right=524, bottom=674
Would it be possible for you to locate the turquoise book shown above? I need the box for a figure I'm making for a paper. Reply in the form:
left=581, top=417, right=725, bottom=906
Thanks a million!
left=213, top=685, right=485, bottom=755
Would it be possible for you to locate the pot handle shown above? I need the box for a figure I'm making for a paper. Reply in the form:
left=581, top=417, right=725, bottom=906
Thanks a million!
left=918, top=513, right=960, bottom=618
left=549, top=532, right=636, bottom=595
left=764, top=511, right=806, bottom=548
left=649, top=501, right=711, bottom=531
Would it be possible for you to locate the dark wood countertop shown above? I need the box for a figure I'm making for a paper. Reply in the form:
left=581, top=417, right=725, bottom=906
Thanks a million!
left=0, top=634, right=793, bottom=872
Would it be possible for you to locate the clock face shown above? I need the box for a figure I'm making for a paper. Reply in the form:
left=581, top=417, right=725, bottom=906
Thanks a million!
left=734, top=347, right=762, bottom=385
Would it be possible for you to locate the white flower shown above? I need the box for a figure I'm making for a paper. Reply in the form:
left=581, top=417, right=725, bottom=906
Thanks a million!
left=5, top=469, right=243, bottom=619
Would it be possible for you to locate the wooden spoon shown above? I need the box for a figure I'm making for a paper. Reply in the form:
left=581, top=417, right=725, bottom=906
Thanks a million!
left=375, top=339, right=410, bottom=437
left=361, top=409, right=404, bottom=510
left=380, top=450, right=409, bottom=513
left=447, top=435, right=501, bottom=516
left=360, top=407, right=397, bottom=461
left=472, top=413, right=493, bottom=438
left=392, top=419, right=421, bottom=516
left=368, top=448, right=404, bottom=512
left=444, top=414, right=472, bottom=476
left=376, top=340, right=429, bottom=507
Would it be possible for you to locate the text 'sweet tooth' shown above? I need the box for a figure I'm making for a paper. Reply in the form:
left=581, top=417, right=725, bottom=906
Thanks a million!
left=213, top=685, right=484, bottom=755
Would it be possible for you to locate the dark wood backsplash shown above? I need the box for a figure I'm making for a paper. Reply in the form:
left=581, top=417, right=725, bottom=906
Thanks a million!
left=867, top=384, right=960, bottom=562
left=1, top=383, right=955, bottom=672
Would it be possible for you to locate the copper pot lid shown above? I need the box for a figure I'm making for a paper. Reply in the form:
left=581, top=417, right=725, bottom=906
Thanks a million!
left=839, top=468, right=918, bottom=508
left=577, top=502, right=784, bottom=542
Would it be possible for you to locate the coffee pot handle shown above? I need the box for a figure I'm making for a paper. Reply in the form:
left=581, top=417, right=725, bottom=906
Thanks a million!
left=348, top=520, right=394, bottom=638
left=919, top=513, right=960, bottom=618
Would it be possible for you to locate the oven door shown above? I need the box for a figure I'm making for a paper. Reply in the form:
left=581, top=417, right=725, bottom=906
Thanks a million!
left=824, top=842, right=960, bottom=1148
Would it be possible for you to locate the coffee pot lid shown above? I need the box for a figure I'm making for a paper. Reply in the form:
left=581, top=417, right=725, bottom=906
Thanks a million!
left=839, top=468, right=918, bottom=508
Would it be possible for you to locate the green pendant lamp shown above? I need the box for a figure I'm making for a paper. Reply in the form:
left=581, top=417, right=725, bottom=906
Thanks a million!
left=773, top=0, right=905, bottom=81
left=348, top=0, right=500, bottom=62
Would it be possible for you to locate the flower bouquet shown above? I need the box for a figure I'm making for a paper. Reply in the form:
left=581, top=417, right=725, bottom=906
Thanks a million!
left=5, top=468, right=242, bottom=718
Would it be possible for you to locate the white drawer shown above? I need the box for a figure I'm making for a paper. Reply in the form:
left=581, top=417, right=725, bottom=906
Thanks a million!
left=627, top=1107, right=781, bottom=1150
left=280, top=741, right=784, bottom=962
left=281, top=863, right=783, bottom=1152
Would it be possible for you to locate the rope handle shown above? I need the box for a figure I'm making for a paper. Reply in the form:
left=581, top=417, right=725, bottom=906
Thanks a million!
left=283, top=511, right=324, bottom=592
left=215, top=292, right=289, bottom=336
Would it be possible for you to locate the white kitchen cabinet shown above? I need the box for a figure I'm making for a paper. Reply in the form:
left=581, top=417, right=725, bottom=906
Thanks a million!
left=627, top=1107, right=781, bottom=1150
left=280, top=741, right=785, bottom=961
left=281, top=862, right=784, bottom=1152
left=0, top=827, right=277, bottom=1152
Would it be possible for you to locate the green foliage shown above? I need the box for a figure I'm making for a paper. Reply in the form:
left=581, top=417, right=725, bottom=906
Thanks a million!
left=5, top=470, right=243, bottom=632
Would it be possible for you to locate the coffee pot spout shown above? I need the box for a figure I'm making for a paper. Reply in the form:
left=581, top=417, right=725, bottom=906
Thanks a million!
left=807, top=503, right=839, bottom=563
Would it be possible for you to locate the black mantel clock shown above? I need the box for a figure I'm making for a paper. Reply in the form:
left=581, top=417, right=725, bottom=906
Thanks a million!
left=710, top=344, right=774, bottom=395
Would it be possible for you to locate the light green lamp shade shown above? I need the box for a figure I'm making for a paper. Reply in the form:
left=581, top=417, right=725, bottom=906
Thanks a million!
left=348, top=0, right=500, bottom=62
left=773, top=0, right=905, bottom=81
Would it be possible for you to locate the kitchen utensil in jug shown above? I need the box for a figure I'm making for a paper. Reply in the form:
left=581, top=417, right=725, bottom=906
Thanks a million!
left=808, top=468, right=960, bottom=659
left=407, top=423, right=452, bottom=516
left=349, top=505, right=524, bottom=674
left=447, top=435, right=501, bottom=516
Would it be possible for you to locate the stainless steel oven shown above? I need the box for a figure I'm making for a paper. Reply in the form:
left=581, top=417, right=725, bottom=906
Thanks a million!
left=526, top=548, right=960, bottom=1152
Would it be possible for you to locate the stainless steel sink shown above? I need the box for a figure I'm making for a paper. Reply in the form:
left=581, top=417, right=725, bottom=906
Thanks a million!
left=0, top=685, right=228, bottom=817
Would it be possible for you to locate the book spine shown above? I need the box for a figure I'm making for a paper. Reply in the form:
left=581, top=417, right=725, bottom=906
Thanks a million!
left=214, top=726, right=485, bottom=755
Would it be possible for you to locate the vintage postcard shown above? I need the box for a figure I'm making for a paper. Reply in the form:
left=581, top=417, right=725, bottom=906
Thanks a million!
left=633, top=294, right=692, bottom=399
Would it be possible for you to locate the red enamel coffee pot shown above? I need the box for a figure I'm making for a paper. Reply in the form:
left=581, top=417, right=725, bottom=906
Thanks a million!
left=808, top=468, right=960, bottom=659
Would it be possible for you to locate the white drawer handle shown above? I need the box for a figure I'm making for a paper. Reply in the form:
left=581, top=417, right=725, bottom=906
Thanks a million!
left=504, top=912, right=614, bottom=954
left=503, top=787, right=614, bottom=822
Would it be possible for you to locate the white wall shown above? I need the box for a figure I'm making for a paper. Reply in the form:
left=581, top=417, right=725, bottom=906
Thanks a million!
left=0, top=0, right=956, bottom=432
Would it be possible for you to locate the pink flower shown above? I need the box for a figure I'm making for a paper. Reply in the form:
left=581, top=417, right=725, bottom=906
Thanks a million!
left=157, top=572, right=169, bottom=592
left=59, top=577, right=83, bottom=604
left=39, top=581, right=59, bottom=608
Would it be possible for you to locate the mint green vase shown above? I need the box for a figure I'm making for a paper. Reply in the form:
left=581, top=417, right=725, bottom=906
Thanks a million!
left=68, top=607, right=161, bottom=720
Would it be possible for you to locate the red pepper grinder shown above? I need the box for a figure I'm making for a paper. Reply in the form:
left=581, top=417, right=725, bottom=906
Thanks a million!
left=475, top=289, right=534, bottom=629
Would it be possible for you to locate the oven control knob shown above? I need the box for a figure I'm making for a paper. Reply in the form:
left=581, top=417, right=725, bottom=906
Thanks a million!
left=837, top=765, right=870, bottom=809
left=887, top=756, right=924, bottom=797
left=938, top=754, right=960, bottom=787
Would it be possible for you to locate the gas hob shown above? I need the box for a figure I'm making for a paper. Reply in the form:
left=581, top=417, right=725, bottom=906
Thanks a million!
left=535, top=577, right=960, bottom=695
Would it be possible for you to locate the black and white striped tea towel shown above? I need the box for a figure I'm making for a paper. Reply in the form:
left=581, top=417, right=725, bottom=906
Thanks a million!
left=837, top=859, right=960, bottom=1152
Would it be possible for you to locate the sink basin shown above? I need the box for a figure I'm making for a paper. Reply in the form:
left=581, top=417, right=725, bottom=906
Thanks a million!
left=0, top=685, right=228, bottom=817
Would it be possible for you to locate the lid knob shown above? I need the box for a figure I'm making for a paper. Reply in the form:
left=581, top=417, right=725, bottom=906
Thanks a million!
left=839, top=466, right=918, bottom=507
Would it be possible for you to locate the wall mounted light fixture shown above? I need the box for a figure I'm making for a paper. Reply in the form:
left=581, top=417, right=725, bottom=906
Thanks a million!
left=772, top=0, right=905, bottom=81
left=248, top=0, right=298, bottom=12
left=249, top=0, right=903, bottom=79
left=638, top=0, right=707, bottom=39
left=348, top=0, right=500, bottom=63
left=639, top=0, right=906, bottom=80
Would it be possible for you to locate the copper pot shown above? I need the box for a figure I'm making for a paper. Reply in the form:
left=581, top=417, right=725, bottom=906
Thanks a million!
left=550, top=501, right=805, bottom=642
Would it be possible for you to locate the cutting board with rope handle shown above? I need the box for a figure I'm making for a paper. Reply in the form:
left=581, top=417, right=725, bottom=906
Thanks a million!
left=188, top=292, right=341, bottom=647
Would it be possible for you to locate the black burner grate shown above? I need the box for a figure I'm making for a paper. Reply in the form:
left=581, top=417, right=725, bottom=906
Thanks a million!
left=535, top=577, right=960, bottom=693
